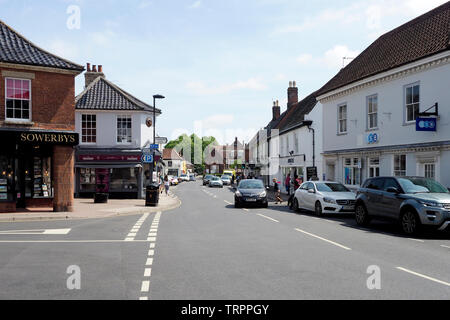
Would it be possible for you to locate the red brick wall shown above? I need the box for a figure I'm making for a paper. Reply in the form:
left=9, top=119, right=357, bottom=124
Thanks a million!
left=53, top=145, right=75, bottom=212
left=0, top=202, right=16, bottom=213
left=0, top=67, right=76, bottom=131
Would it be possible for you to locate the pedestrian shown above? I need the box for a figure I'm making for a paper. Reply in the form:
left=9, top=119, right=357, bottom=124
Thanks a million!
left=273, top=178, right=283, bottom=204
left=285, top=174, right=291, bottom=196
left=164, top=175, right=170, bottom=196
left=294, top=174, right=301, bottom=191
left=231, top=174, right=235, bottom=185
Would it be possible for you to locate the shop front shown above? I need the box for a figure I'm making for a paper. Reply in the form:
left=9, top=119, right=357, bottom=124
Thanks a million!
left=75, top=150, right=143, bottom=199
left=0, top=129, right=78, bottom=213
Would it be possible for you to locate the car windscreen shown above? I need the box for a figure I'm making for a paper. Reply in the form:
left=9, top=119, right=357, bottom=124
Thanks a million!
left=205, top=175, right=213, bottom=179
left=398, top=178, right=449, bottom=194
left=221, top=176, right=230, bottom=180
left=239, top=180, right=264, bottom=189
left=211, top=177, right=220, bottom=181
left=316, top=183, right=350, bottom=192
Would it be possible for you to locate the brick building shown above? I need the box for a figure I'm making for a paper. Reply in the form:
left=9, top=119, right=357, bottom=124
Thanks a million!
left=0, top=20, right=83, bottom=212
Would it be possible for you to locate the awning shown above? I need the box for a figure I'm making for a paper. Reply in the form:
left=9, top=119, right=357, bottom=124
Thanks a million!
left=75, top=164, right=142, bottom=169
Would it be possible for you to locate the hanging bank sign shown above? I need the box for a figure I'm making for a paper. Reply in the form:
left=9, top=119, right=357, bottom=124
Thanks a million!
left=416, top=118, right=437, bottom=132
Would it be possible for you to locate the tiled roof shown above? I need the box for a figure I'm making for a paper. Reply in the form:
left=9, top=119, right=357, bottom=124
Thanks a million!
left=0, top=19, right=83, bottom=71
left=317, top=2, right=450, bottom=97
left=278, top=91, right=318, bottom=133
left=163, top=148, right=184, bottom=160
left=75, top=76, right=161, bottom=113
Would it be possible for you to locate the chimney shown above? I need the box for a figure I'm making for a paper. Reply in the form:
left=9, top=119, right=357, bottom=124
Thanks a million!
left=84, top=63, right=106, bottom=88
left=272, top=100, right=280, bottom=121
left=287, top=81, right=298, bottom=109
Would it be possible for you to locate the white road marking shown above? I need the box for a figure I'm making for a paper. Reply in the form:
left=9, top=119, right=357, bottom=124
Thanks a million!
left=124, top=213, right=150, bottom=241
left=396, top=267, right=450, bottom=287
left=148, top=233, right=157, bottom=237
left=0, top=228, right=71, bottom=235
left=127, top=233, right=137, bottom=237
left=141, top=281, right=150, bottom=292
left=257, top=214, right=279, bottom=223
left=139, top=297, right=148, bottom=300
left=149, top=243, right=155, bottom=248
left=146, top=258, right=153, bottom=266
left=408, top=238, right=425, bottom=243
left=243, top=209, right=250, bottom=212
left=224, top=200, right=232, bottom=205
left=148, top=249, right=155, bottom=256
left=0, top=240, right=153, bottom=243
left=150, top=229, right=158, bottom=232
left=294, top=228, right=352, bottom=251
left=144, top=268, right=152, bottom=277
left=441, top=245, right=450, bottom=249
left=147, top=237, right=156, bottom=241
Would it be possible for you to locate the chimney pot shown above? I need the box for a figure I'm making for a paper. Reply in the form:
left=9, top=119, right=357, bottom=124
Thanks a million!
left=98, top=65, right=103, bottom=73
left=92, top=65, right=97, bottom=72
left=86, top=63, right=91, bottom=72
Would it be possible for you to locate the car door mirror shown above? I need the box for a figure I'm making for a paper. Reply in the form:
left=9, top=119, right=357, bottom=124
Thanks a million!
left=386, top=187, right=399, bottom=194
left=308, top=189, right=315, bottom=194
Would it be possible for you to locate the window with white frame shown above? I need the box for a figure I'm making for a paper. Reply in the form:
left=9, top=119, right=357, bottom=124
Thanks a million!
left=338, top=104, right=347, bottom=134
left=367, top=95, right=378, bottom=129
left=343, top=157, right=361, bottom=185
left=81, top=114, right=96, bottom=143
left=405, top=84, right=420, bottom=122
left=368, top=157, right=380, bottom=178
left=5, top=78, right=31, bottom=121
left=424, top=163, right=435, bottom=180
left=394, top=154, right=406, bottom=176
left=117, top=116, right=132, bottom=144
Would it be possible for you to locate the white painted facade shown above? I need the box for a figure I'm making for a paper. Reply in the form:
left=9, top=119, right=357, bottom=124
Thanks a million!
left=319, top=51, right=450, bottom=189
left=269, top=103, right=324, bottom=193
left=75, top=110, right=158, bottom=148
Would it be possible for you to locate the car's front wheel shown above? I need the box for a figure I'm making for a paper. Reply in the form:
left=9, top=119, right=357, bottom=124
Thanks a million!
left=235, top=201, right=241, bottom=208
left=315, top=201, right=323, bottom=217
left=401, top=210, right=422, bottom=235
left=293, top=198, right=300, bottom=212
left=355, top=203, right=370, bottom=226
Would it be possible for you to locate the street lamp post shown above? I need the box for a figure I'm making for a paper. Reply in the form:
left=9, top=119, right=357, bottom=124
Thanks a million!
left=150, top=94, right=165, bottom=184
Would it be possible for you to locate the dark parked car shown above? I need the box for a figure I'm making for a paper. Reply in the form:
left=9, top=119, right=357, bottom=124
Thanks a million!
left=355, top=176, right=450, bottom=235
left=234, top=179, right=268, bottom=208
left=203, top=175, right=214, bottom=186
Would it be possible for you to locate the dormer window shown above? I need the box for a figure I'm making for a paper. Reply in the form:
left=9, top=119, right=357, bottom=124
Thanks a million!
left=5, top=78, right=31, bottom=121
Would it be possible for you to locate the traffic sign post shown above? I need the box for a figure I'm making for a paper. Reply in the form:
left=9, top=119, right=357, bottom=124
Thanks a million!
left=141, top=154, right=153, bottom=164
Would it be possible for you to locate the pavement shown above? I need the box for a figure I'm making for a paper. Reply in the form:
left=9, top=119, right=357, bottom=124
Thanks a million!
left=0, top=188, right=181, bottom=222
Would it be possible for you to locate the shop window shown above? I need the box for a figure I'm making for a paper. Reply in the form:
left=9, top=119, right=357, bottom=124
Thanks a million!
left=109, top=168, right=139, bottom=192
left=33, top=156, right=52, bottom=198
left=394, top=154, right=406, bottom=176
left=344, top=157, right=361, bottom=185
left=0, top=156, right=14, bottom=201
left=5, top=78, right=31, bottom=121
left=81, top=114, right=96, bottom=143
left=80, top=168, right=96, bottom=192
left=117, top=116, right=132, bottom=144
left=424, top=163, right=435, bottom=180
left=368, top=157, right=380, bottom=178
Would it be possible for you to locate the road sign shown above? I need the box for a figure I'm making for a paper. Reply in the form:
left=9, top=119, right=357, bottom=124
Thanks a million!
left=141, top=154, right=153, bottom=164
left=150, top=144, right=159, bottom=150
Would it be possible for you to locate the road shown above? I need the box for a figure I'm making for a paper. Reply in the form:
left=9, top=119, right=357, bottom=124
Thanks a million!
left=0, top=180, right=449, bottom=300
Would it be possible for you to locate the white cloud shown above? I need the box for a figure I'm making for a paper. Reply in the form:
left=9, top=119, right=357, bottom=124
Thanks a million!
left=296, top=54, right=313, bottom=65
left=186, top=78, right=267, bottom=95
left=189, top=0, right=202, bottom=9
left=47, top=40, right=79, bottom=61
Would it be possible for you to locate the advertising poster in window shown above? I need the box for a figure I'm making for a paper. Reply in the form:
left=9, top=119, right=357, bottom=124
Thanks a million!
left=95, top=169, right=110, bottom=193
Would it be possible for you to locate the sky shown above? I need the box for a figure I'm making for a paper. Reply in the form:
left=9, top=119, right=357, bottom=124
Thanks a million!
left=0, top=0, right=448, bottom=144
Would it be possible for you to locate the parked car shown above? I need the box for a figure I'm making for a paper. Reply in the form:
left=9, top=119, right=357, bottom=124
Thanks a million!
left=234, top=179, right=268, bottom=208
left=292, top=181, right=356, bottom=216
left=355, top=176, right=450, bottom=235
left=180, top=174, right=190, bottom=182
left=189, top=174, right=196, bottom=181
left=203, top=175, right=214, bottom=186
left=209, top=176, right=223, bottom=188
left=169, top=176, right=179, bottom=186
left=221, top=175, right=232, bottom=185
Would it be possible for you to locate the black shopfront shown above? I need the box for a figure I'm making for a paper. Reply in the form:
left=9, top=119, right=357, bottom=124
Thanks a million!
left=0, top=128, right=78, bottom=212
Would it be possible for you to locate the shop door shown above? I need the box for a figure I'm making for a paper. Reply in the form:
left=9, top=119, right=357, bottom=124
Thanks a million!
left=14, top=150, right=33, bottom=208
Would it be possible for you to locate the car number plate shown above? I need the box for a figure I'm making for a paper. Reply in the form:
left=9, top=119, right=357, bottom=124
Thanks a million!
left=343, top=205, right=354, bottom=210
left=246, top=199, right=257, bottom=202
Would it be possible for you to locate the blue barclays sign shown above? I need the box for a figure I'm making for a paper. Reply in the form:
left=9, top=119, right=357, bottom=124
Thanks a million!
left=367, top=133, right=379, bottom=144
left=416, top=118, right=437, bottom=132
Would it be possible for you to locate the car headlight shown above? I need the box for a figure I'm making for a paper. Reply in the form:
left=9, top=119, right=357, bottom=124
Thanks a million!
left=323, top=197, right=336, bottom=204
left=259, top=191, right=267, bottom=198
left=417, top=200, right=444, bottom=208
left=235, top=191, right=242, bottom=197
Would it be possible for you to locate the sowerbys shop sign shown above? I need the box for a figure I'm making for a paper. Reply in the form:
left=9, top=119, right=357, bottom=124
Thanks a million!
left=0, top=130, right=80, bottom=146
